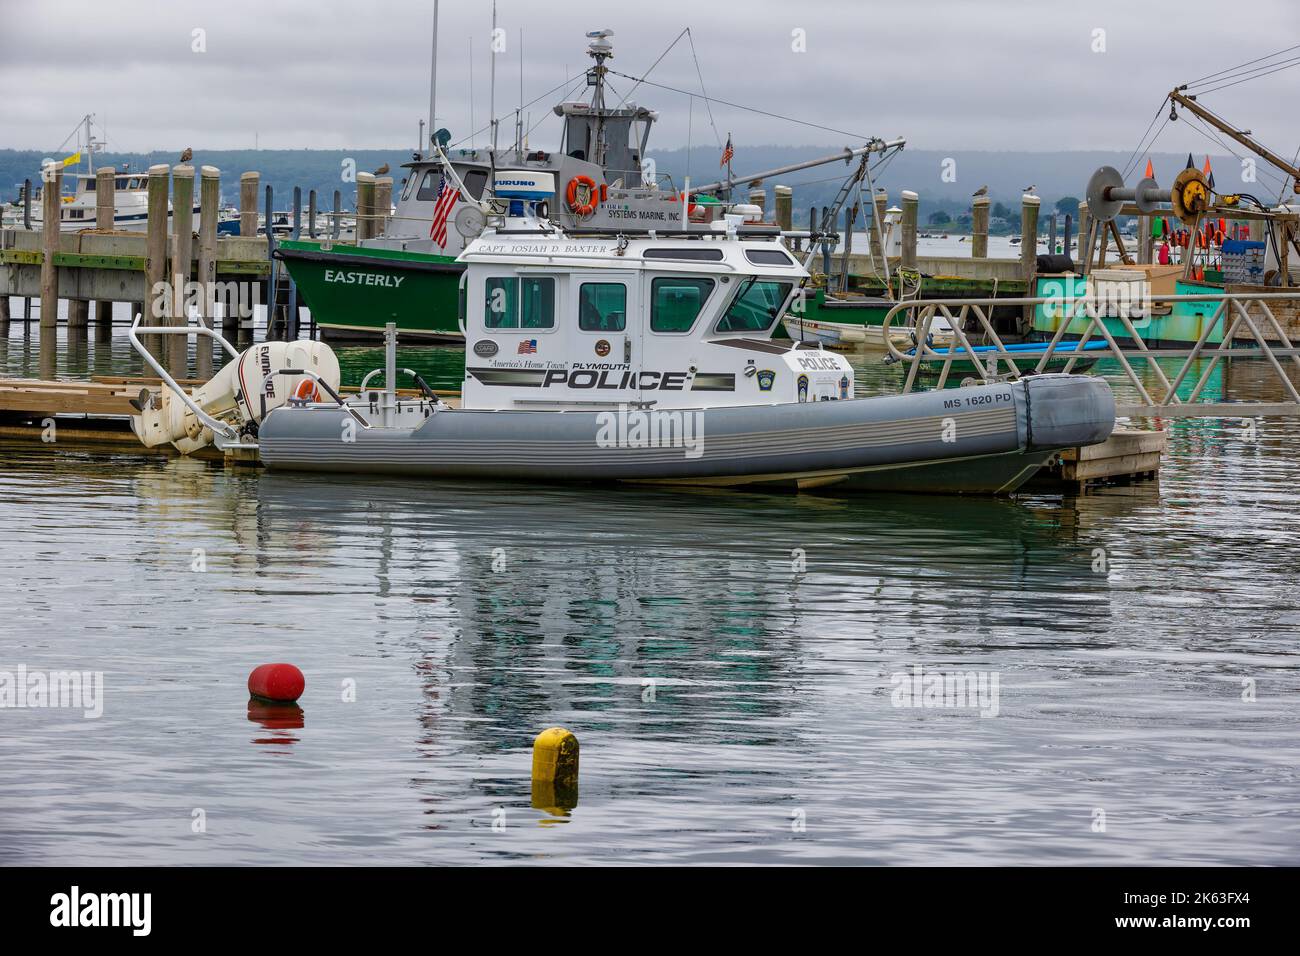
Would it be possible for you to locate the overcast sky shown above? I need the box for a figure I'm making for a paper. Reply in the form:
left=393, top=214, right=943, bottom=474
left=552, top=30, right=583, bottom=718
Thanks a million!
left=1, top=0, right=1297, bottom=159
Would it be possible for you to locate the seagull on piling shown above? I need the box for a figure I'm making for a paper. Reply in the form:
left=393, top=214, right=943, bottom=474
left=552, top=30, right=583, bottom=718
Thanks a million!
left=972, top=185, right=988, bottom=197
left=1022, top=184, right=1036, bottom=193
left=179, top=147, right=192, bottom=163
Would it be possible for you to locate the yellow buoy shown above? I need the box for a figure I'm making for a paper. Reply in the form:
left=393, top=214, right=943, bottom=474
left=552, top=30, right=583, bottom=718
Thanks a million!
left=531, top=727, right=579, bottom=814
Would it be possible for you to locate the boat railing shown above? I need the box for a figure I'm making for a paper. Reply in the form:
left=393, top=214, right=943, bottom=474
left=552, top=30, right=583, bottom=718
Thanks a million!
left=879, top=291, right=1300, bottom=417
left=258, top=369, right=371, bottom=431
left=128, top=312, right=244, bottom=443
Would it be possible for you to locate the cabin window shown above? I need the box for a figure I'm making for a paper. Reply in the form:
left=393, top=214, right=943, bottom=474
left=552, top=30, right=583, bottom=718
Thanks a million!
left=715, top=278, right=794, bottom=333
left=116, top=177, right=129, bottom=189
left=643, top=247, right=724, bottom=262
left=578, top=283, right=626, bottom=332
left=462, top=169, right=488, bottom=200
left=484, top=276, right=555, bottom=329
left=745, top=248, right=795, bottom=267
left=651, top=277, right=714, bottom=333
left=416, top=170, right=446, bottom=202
left=400, top=175, right=415, bottom=202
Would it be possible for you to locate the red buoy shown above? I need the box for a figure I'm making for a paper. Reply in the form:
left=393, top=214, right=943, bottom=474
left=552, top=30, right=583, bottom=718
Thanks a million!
left=247, top=663, right=305, bottom=703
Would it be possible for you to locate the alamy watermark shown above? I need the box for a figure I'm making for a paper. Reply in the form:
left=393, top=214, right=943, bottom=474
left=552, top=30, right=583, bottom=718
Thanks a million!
left=1040, top=276, right=1154, bottom=328
left=890, top=664, right=1000, bottom=717
left=596, top=404, right=705, bottom=459
left=0, top=665, right=103, bottom=718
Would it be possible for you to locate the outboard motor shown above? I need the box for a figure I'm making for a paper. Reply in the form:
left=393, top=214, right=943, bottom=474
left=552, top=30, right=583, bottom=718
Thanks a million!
left=131, top=340, right=340, bottom=454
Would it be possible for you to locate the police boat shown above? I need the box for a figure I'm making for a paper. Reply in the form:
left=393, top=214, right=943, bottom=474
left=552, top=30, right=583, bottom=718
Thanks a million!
left=132, top=170, right=1116, bottom=494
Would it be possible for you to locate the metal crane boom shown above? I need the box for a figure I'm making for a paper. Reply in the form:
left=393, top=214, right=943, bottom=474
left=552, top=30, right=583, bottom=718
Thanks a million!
left=1169, top=88, right=1300, bottom=195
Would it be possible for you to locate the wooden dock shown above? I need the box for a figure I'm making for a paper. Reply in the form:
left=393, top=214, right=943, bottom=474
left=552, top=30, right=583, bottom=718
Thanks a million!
left=1033, top=428, right=1167, bottom=494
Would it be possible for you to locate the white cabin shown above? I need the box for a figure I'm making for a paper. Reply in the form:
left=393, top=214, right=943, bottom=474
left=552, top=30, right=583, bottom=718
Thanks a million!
left=457, top=206, right=854, bottom=412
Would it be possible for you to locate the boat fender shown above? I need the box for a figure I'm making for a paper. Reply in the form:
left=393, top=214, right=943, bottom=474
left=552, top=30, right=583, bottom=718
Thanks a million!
left=566, top=175, right=599, bottom=217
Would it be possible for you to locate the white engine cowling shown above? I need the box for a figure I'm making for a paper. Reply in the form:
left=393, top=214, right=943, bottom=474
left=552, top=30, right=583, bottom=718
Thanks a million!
left=131, top=340, right=341, bottom=454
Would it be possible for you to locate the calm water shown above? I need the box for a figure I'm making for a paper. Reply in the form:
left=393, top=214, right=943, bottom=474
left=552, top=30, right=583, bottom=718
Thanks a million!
left=1, top=320, right=1298, bottom=865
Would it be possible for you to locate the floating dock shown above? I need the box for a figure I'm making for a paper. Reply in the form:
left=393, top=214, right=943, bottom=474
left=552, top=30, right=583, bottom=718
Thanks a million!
left=1033, top=428, right=1167, bottom=494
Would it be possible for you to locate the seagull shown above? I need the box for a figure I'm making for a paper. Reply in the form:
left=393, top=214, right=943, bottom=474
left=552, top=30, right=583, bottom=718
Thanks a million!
left=1022, top=184, right=1036, bottom=193
left=178, top=147, right=192, bottom=163
left=972, top=185, right=988, bottom=197
left=373, top=163, right=390, bottom=176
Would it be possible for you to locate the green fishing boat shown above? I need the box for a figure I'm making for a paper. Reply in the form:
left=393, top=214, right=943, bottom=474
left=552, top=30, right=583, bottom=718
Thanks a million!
left=276, top=240, right=464, bottom=339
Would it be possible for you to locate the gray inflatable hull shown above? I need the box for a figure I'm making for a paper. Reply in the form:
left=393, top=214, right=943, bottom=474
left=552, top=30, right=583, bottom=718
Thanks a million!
left=258, top=374, right=1115, bottom=494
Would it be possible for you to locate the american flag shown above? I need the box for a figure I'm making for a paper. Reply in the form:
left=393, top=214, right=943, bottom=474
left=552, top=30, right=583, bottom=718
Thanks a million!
left=518, top=338, right=537, bottom=354
left=428, top=173, right=458, bottom=248
left=720, top=135, right=734, bottom=168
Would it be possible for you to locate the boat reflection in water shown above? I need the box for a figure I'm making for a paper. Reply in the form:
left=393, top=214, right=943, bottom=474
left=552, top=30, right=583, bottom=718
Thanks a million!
left=247, top=469, right=1115, bottom=744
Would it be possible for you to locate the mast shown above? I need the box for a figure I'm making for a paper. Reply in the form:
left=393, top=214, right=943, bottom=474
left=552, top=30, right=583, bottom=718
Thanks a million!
left=586, top=30, right=614, bottom=168
left=427, top=0, right=438, bottom=150
left=84, top=114, right=94, bottom=176
left=1169, top=88, right=1300, bottom=195
left=515, top=28, right=524, bottom=155
left=489, top=0, right=498, bottom=152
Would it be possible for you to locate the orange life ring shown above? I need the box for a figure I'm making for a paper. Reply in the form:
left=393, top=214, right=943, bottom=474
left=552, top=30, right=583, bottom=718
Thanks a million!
left=673, top=192, right=699, bottom=218
left=566, top=175, right=599, bottom=216
left=294, top=379, right=320, bottom=402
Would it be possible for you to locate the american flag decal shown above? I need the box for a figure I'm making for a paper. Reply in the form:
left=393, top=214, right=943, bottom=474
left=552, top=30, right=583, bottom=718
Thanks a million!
left=428, top=174, right=459, bottom=248
left=517, top=339, right=537, bottom=354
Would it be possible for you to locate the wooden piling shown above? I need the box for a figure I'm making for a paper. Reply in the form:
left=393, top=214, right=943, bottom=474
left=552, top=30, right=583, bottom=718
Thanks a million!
left=144, top=164, right=171, bottom=362
left=1077, top=201, right=1091, bottom=272
left=355, top=172, right=376, bottom=242
left=40, top=164, right=60, bottom=332
left=94, top=167, right=115, bottom=338
left=68, top=300, right=89, bottom=328
left=900, top=190, right=919, bottom=270
left=332, top=189, right=342, bottom=240
left=971, top=196, right=990, bottom=258
left=1020, top=194, right=1041, bottom=335
left=870, top=190, right=887, bottom=262
left=308, top=188, right=318, bottom=239
left=774, top=185, right=792, bottom=231
left=239, top=172, right=259, bottom=237
left=170, top=164, right=195, bottom=375
left=375, top=176, right=394, bottom=236
left=747, top=185, right=766, bottom=218
left=0, top=294, right=10, bottom=334
left=1138, top=214, right=1152, bottom=265
left=196, top=166, right=220, bottom=381
left=840, top=206, right=854, bottom=292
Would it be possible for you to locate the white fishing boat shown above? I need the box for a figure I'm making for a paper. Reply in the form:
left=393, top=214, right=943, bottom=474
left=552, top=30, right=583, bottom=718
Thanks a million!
left=17, top=115, right=200, bottom=232
left=130, top=169, right=1115, bottom=495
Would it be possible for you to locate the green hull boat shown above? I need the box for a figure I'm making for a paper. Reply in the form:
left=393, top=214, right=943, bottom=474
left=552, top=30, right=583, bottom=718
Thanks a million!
left=275, top=240, right=465, bottom=341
